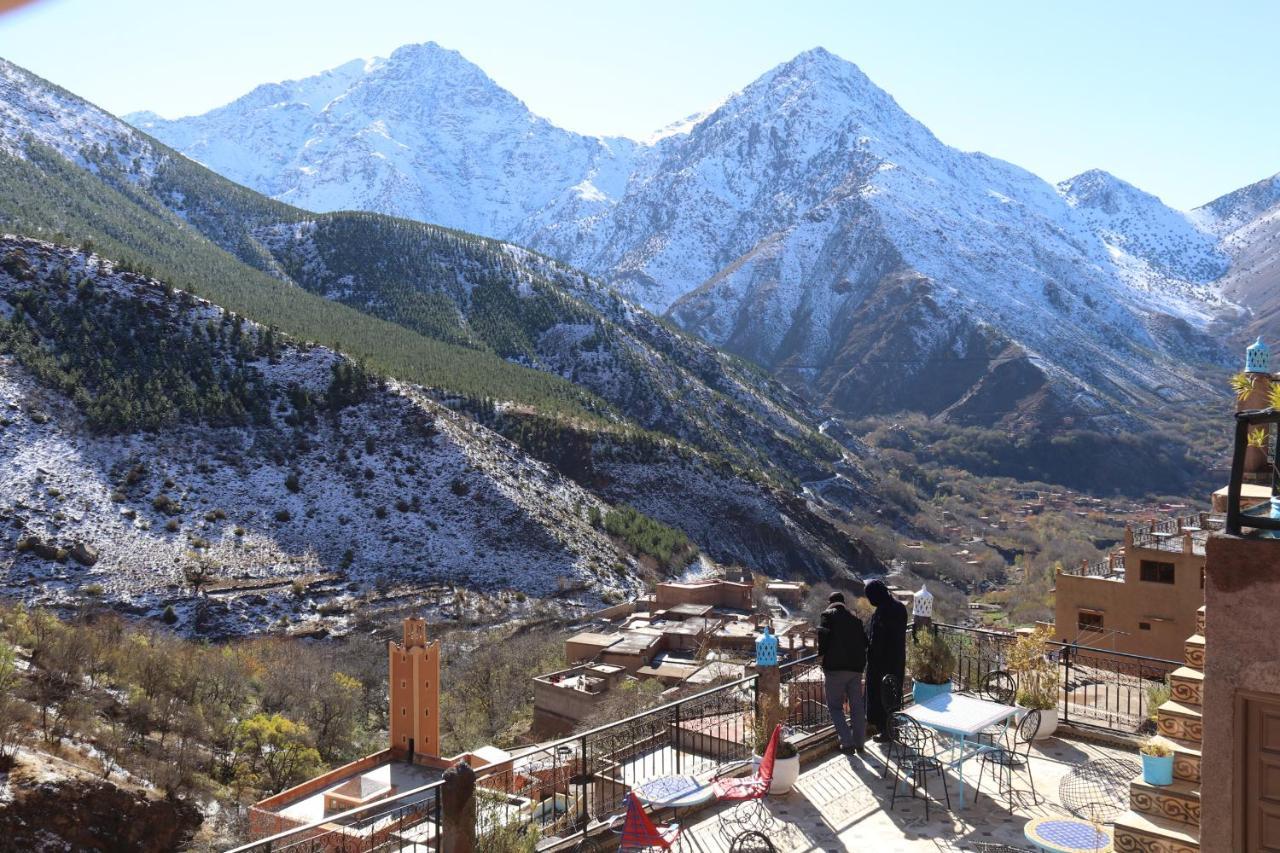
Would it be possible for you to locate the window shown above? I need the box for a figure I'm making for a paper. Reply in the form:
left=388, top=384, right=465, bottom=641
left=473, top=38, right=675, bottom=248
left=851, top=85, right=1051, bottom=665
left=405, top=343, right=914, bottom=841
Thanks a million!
left=1139, top=622, right=1152, bottom=631
left=1078, top=611, right=1104, bottom=631
left=1140, top=560, right=1176, bottom=584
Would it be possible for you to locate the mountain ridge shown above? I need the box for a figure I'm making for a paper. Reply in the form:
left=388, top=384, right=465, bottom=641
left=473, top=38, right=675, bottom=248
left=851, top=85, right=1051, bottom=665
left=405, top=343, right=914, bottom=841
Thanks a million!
left=131, top=43, right=1242, bottom=431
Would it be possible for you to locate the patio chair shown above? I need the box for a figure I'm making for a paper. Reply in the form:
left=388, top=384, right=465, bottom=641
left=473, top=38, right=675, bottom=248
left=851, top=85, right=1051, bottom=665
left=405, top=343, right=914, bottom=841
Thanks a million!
left=1058, top=756, right=1141, bottom=823
left=887, top=713, right=951, bottom=819
left=974, top=709, right=1041, bottom=807
left=617, top=793, right=681, bottom=851
left=977, top=670, right=1018, bottom=747
left=712, top=722, right=781, bottom=840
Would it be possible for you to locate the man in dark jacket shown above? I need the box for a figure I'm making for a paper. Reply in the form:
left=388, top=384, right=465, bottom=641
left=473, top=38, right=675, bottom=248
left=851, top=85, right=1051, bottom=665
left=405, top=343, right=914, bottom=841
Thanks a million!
left=817, top=591, right=868, bottom=752
left=864, top=579, right=908, bottom=740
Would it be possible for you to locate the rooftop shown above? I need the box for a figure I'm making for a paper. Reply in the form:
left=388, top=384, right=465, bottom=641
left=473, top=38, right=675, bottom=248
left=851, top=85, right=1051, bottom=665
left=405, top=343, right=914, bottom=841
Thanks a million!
left=275, top=758, right=442, bottom=825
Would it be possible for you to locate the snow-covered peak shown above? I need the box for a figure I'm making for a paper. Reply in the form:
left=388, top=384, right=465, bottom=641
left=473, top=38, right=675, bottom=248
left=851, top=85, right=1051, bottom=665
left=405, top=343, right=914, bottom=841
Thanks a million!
left=1195, top=171, right=1280, bottom=236
left=1058, top=169, right=1228, bottom=284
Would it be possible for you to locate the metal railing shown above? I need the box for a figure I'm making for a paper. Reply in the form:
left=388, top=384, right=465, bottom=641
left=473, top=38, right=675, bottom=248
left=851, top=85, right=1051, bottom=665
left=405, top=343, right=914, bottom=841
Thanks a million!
left=930, top=623, right=1178, bottom=733
left=232, top=776, right=443, bottom=853
left=471, top=670, right=759, bottom=848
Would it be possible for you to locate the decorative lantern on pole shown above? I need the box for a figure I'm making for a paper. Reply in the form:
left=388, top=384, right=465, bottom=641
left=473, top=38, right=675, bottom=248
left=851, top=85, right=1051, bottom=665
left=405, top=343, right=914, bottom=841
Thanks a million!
left=755, top=625, right=783, bottom=731
left=912, top=583, right=934, bottom=638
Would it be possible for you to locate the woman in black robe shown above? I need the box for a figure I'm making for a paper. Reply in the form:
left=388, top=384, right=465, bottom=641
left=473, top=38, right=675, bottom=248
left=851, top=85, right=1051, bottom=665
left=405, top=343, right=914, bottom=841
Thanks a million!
left=864, top=579, right=908, bottom=739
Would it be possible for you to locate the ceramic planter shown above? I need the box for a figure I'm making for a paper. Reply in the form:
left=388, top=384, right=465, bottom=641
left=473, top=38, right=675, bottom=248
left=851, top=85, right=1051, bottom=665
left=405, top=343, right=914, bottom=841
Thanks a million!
left=911, top=679, right=953, bottom=705
left=1142, top=753, right=1174, bottom=786
left=1028, top=707, right=1059, bottom=740
left=752, top=752, right=801, bottom=795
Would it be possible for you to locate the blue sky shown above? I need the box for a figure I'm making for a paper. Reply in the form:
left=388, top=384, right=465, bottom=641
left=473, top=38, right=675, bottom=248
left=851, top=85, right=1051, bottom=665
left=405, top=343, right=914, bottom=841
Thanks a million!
left=1, top=0, right=1274, bottom=210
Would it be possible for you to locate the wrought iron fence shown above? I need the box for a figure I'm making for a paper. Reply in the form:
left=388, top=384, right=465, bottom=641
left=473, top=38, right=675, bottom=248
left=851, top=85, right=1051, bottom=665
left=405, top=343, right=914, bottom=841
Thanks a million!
left=779, top=654, right=826, bottom=732
left=234, top=778, right=443, bottom=853
left=469, top=670, right=760, bottom=848
left=928, top=623, right=1177, bottom=733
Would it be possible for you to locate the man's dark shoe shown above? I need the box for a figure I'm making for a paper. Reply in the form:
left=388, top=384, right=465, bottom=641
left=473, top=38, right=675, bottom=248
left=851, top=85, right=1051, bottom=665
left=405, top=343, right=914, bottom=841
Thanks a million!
left=872, top=733, right=892, bottom=743
left=838, top=743, right=857, bottom=754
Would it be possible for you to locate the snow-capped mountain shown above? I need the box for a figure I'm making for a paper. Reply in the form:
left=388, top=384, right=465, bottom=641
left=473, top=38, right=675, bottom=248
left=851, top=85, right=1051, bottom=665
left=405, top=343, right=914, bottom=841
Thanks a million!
left=129, top=43, right=638, bottom=237
left=133, top=44, right=1239, bottom=428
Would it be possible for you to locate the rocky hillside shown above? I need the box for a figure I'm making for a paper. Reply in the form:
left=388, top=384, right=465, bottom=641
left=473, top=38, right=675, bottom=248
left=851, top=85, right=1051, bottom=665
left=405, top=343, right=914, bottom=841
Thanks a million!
left=0, top=57, right=886, bottom=601
left=134, top=44, right=1239, bottom=431
left=0, top=237, right=655, bottom=636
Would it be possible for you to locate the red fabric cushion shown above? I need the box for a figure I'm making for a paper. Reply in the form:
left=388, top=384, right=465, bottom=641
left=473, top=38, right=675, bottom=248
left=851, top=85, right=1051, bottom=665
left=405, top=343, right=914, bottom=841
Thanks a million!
left=711, top=724, right=781, bottom=802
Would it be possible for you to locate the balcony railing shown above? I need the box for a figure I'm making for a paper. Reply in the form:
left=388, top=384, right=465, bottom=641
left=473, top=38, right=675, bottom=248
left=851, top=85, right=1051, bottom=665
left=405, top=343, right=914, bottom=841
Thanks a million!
left=932, top=622, right=1179, bottom=732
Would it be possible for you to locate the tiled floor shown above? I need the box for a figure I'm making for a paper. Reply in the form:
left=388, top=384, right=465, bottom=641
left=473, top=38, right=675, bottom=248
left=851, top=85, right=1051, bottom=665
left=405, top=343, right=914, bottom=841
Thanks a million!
left=676, top=735, right=1134, bottom=851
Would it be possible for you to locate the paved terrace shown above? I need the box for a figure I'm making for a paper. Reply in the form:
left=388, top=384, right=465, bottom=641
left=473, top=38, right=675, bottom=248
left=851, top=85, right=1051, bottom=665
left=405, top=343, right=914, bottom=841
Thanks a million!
left=674, top=734, right=1134, bottom=852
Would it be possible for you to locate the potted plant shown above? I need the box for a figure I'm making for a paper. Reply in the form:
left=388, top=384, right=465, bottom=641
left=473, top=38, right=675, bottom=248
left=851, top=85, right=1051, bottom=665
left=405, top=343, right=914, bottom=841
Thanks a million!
left=1008, top=627, right=1061, bottom=739
left=1231, top=371, right=1255, bottom=403
left=1245, top=427, right=1270, bottom=473
left=748, top=699, right=800, bottom=794
left=907, top=629, right=956, bottom=704
left=1140, top=735, right=1176, bottom=786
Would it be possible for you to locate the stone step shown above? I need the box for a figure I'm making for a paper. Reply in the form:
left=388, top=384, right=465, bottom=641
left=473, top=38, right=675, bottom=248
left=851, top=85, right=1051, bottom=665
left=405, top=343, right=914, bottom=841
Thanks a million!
left=1196, top=605, right=1205, bottom=635
left=1114, top=808, right=1199, bottom=853
left=1169, top=737, right=1202, bottom=784
left=1169, top=666, right=1204, bottom=708
left=1157, top=700, right=1203, bottom=744
left=1131, top=777, right=1201, bottom=826
left=1183, top=634, right=1205, bottom=670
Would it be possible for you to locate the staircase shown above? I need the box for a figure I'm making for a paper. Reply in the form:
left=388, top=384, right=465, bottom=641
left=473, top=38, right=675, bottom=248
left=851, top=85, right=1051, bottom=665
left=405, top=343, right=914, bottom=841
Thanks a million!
left=1113, top=605, right=1204, bottom=852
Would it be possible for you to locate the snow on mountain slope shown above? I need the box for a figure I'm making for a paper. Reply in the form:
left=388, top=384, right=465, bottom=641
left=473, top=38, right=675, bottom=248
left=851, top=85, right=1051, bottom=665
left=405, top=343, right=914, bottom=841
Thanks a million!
left=129, top=43, right=638, bottom=236
left=0, top=237, right=645, bottom=636
left=1195, top=172, right=1280, bottom=341
left=0, top=58, right=157, bottom=177
left=1058, top=169, right=1229, bottom=313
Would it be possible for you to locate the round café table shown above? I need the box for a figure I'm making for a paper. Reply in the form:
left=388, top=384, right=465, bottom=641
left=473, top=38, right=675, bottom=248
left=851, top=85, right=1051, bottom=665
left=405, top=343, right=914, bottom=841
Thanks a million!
left=632, top=774, right=715, bottom=809
left=1024, top=816, right=1113, bottom=852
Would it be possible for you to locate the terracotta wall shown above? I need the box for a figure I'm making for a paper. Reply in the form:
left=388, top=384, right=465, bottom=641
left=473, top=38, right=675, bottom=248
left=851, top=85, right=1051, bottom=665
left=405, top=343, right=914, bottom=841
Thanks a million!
left=1053, top=536, right=1203, bottom=661
left=1202, top=531, right=1280, bottom=852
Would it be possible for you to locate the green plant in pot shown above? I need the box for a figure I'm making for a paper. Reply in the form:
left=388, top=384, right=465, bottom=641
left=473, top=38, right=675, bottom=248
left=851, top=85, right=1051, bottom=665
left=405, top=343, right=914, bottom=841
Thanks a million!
left=907, top=630, right=956, bottom=704
left=748, top=697, right=799, bottom=794
left=1245, top=427, right=1271, bottom=473
left=1007, top=626, right=1061, bottom=739
left=1140, top=735, right=1176, bottom=786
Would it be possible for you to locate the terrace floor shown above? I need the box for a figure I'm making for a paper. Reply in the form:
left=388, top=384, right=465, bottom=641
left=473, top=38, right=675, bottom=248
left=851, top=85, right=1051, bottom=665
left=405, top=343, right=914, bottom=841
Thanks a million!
left=675, top=733, right=1134, bottom=852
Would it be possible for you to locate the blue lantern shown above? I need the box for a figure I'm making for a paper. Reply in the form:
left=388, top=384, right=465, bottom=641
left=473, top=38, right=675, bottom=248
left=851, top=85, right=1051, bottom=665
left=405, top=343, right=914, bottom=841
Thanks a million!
left=755, top=625, right=778, bottom=667
left=1246, top=337, right=1271, bottom=373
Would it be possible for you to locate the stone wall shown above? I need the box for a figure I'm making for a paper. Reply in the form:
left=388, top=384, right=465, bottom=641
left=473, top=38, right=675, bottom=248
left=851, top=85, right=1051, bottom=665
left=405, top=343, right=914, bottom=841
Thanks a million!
left=1201, top=531, right=1280, bottom=851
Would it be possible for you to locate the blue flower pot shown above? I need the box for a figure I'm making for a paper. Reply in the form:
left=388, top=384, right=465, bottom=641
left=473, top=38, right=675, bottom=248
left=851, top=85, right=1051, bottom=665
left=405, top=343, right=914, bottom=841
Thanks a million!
left=1142, top=753, right=1173, bottom=786
left=911, top=680, right=952, bottom=705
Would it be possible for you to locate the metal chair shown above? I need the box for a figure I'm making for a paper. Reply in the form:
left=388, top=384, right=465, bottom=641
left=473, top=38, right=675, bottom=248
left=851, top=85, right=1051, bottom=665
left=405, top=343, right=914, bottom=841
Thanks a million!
left=727, top=830, right=776, bottom=852
left=1058, top=756, right=1141, bottom=823
left=978, top=670, right=1018, bottom=747
left=974, top=709, right=1041, bottom=807
left=713, top=723, right=781, bottom=841
left=617, top=794, right=681, bottom=852
left=887, top=712, right=951, bottom=819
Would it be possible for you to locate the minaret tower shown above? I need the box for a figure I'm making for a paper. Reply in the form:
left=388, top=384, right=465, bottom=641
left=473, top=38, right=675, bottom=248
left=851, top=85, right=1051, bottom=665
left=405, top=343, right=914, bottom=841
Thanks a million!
left=389, top=617, right=441, bottom=760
